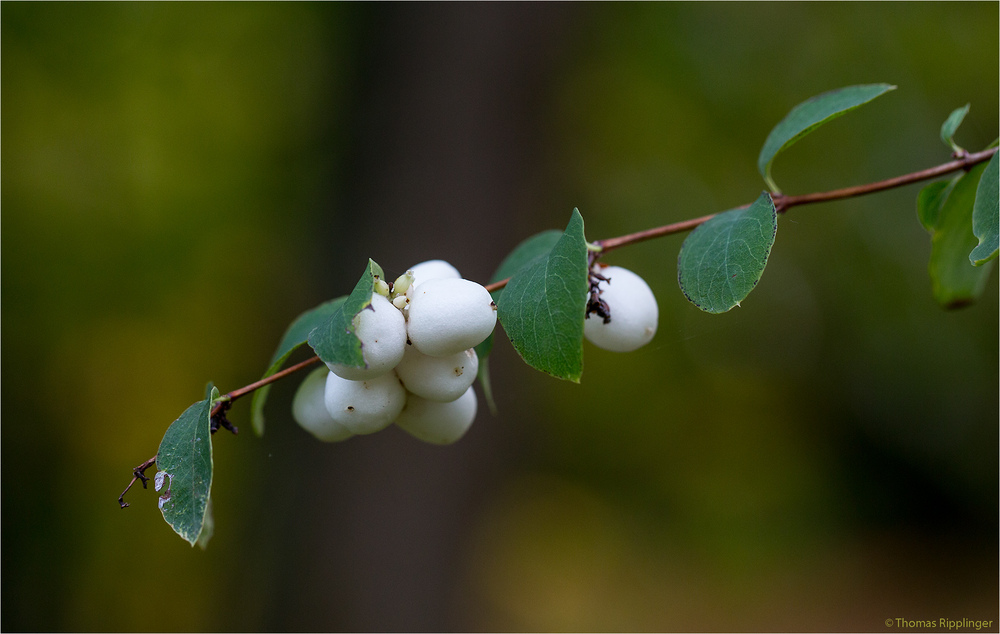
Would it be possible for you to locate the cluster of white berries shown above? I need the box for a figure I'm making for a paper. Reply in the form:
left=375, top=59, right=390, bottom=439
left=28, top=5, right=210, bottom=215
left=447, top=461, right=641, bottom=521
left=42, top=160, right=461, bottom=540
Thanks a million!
left=583, top=265, right=659, bottom=353
left=292, top=260, right=497, bottom=445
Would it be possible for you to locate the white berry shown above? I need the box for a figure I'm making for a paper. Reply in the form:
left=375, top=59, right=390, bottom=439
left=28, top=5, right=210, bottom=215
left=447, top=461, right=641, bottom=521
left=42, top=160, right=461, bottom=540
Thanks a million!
left=395, top=387, right=477, bottom=445
left=407, top=259, right=461, bottom=288
left=584, top=265, right=658, bottom=352
left=292, top=367, right=353, bottom=442
left=395, top=345, right=478, bottom=402
left=326, top=293, right=406, bottom=381
left=406, top=278, right=497, bottom=357
left=324, top=370, right=406, bottom=435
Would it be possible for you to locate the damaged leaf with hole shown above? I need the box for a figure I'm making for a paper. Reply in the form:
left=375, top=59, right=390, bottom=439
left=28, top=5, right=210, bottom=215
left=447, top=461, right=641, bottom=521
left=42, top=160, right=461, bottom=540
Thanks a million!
left=154, top=389, right=216, bottom=546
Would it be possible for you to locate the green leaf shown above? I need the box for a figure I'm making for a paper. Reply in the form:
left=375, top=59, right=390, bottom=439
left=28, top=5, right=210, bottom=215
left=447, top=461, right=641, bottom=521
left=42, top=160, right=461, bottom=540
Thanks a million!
left=970, top=151, right=999, bottom=265
left=920, top=162, right=994, bottom=307
left=758, top=83, right=897, bottom=193
left=196, top=497, right=215, bottom=550
left=917, top=179, right=955, bottom=233
left=475, top=228, right=564, bottom=407
left=308, top=259, right=384, bottom=369
left=155, top=388, right=217, bottom=546
left=250, top=296, right=346, bottom=436
left=474, top=334, right=498, bottom=416
left=940, top=104, right=970, bottom=153
left=495, top=209, right=589, bottom=382
left=678, top=192, right=777, bottom=314
left=490, top=229, right=564, bottom=298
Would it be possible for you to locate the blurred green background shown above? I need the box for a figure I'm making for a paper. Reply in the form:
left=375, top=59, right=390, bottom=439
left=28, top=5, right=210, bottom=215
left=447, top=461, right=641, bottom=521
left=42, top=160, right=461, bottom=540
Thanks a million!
left=3, top=3, right=997, bottom=631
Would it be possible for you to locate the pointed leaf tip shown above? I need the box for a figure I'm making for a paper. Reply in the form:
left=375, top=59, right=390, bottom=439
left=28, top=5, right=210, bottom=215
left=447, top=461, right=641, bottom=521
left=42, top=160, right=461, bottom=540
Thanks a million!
left=758, top=83, right=896, bottom=193
left=496, top=210, right=588, bottom=382
left=940, top=104, right=970, bottom=153
left=308, top=260, right=384, bottom=369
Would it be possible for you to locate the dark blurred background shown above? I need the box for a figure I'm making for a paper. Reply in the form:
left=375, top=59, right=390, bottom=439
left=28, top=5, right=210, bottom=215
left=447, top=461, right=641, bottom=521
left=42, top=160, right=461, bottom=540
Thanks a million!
left=2, top=3, right=997, bottom=631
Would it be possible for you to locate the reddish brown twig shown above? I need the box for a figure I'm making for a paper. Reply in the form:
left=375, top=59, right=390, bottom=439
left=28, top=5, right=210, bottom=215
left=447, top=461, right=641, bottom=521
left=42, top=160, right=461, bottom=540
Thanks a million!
left=121, top=145, right=997, bottom=509
left=774, top=147, right=996, bottom=210
left=595, top=146, right=997, bottom=254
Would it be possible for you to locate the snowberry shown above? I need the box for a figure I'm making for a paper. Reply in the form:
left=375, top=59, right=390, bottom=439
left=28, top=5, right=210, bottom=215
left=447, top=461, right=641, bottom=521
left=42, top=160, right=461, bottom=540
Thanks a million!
left=326, top=293, right=407, bottom=381
left=395, top=387, right=478, bottom=445
left=584, top=265, right=658, bottom=352
left=324, top=370, right=406, bottom=435
left=407, top=259, right=461, bottom=287
left=406, top=278, right=497, bottom=357
left=395, top=345, right=478, bottom=402
left=292, top=367, right=353, bottom=442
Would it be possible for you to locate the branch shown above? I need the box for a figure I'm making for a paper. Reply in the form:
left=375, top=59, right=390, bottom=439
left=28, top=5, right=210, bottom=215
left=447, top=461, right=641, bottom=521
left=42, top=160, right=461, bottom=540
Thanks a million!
left=596, top=147, right=997, bottom=254
left=775, top=147, right=997, bottom=210
left=118, top=455, right=157, bottom=508
left=592, top=214, right=718, bottom=253
left=210, top=355, right=323, bottom=418
left=197, top=148, right=1000, bottom=412
left=121, top=145, right=997, bottom=508
left=119, top=355, right=324, bottom=508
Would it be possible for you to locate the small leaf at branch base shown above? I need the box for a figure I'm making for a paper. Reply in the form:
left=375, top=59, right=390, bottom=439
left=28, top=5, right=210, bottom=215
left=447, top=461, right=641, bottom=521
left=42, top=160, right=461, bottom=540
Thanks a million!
left=758, top=83, right=896, bottom=193
left=919, top=162, right=994, bottom=308
left=940, top=104, right=970, bottom=153
left=156, top=388, right=216, bottom=546
left=250, top=296, right=346, bottom=436
left=678, top=192, right=777, bottom=314
left=496, top=210, right=588, bottom=382
left=308, top=259, right=384, bottom=369
left=970, top=151, right=998, bottom=265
